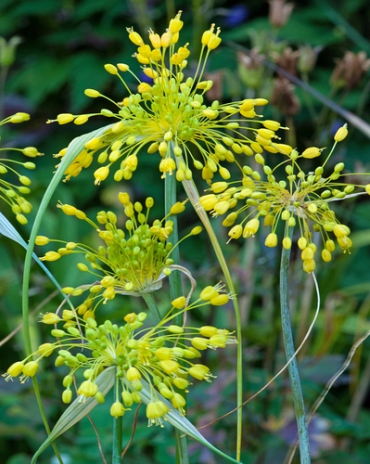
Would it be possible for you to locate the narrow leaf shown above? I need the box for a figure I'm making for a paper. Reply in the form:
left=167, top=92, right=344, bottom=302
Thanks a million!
left=0, top=211, right=61, bottom=290
left=135, top=380, right=242, bottom=464
left=31, top=367, right=115, bottom=464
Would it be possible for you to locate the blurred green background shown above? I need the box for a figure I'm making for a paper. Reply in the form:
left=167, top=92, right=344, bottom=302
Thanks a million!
left=1, top=0, right=370, bottom=463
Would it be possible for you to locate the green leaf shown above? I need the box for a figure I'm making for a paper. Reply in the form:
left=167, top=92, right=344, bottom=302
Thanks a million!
left=31, top=367, right=115, bottom=464
left=0, top=211, right=61, bottom=290
left=135, top=380, right=242, bottom=464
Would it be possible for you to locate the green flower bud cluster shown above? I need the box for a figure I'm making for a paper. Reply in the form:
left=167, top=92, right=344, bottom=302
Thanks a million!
left=37, top=192, right=199, bottom=315
left=4, top=289, right=235, bottom=426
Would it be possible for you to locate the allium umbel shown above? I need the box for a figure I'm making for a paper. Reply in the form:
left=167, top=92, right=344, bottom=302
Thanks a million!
left=0, top=113, right=43, bottom=224
left=200, top=124, right=370, bottom=272
left=36, top=192, right=201, bottom=314
left=3, top=287, right=235, bottom=426
left=50, top=12, right=284, bottom=185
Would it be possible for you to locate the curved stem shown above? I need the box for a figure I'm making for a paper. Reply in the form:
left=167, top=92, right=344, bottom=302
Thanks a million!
left=180, top=176, right=243, bottom=462
left=280, top=225, right=311, bottom=463
left=165, top=146, right=189, bottom=464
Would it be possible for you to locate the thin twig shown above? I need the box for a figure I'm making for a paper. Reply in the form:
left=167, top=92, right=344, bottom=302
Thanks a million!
left=0, top=289, right=59, bottom=348
left=121, top=402, right=142, bottom=458
left=87, top=414, right=108, bottom=464
left=199, top=272, right=321, bottom=430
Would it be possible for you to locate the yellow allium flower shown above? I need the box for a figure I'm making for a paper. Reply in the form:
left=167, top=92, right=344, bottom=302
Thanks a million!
left=36, top=192, right=201, bottom=314
left=3, top=289, right=235, bottom=425
left=200, top=124, right=370, bottom=272
left=0, top=114, right=43, bottom=224
left=51, top=12, right=283, bottom=185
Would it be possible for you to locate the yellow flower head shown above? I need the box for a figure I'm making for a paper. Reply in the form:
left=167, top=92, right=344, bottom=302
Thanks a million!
left=51, top=13, right=283, bottom=185
left=3, top=287, right=235, bottom=426
left=0, top=114, right=43, bottom=224
left=37, top=192, right=200, bottom=315
left=200, top=125, right=368, bottom=272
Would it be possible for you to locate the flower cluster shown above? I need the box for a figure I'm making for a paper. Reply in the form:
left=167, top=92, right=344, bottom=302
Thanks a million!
left=200, top=125, right=370, bottom=272
left=3, top=286, right=235, bottom=426
left=36, top=192, right=201, bottom=315
left=0, top=113, right=43, bottom=224
left=50, top=12, right=284, bottom=185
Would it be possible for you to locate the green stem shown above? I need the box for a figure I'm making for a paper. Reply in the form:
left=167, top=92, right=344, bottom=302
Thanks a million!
left=166, top=146, right=189, bottom=464
left=280, top=225, right=311, bottom=463
left=142, top=292, right=162, bottom=323
left=181, top=176, right=243, bottom=462
left=112, top=415, right=122, bottom=463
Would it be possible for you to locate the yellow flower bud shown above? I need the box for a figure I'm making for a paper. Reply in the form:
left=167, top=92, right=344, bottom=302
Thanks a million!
left=57, top=113, right=74, bottom=125
left=78, top=380, right=98, bottom=397
left=333, top=224, right=350, bottom=238
left=35, top=235, right=49, bottom=246
left=6, top=361, right=24, bottom=378
left=190, top=226, right=203, bottom=235
left=110, top=401, right=125, bottom=418
left=265, top=233, right=278, bottom=247
left=301, top=147, right=321, bottom=159
left=122, top=391, right=133, bottom=407
left=159, top=360, right=179, bottom=374
left=283, top=237, right=292, bottom=249
left=148, top=31, right=161, bottom=48
left=172, top=393, right=186, bottom=411
left=62, top=390, right=73, bottom=404
left=37, top=343, right=54, bottom=357
left=171, top=296, right=186, bottom=309
left=104, top=63, right=118, bottom=75
left=169, top=12, right=184, bottom=33
left=263, top=120, right=281, bottom=131
left=301, top=247, right=314, bottom=261
left=188, top=364, right=210, bottom=380
left=210, top=294, right=229, bottom=306
left=126, top=367, right=141, bottom=381
left=74, top=115, right=89, bottom=125
left=22, top=361, right=39, bottom=377
left=200, top=286, right=219, bottom=301
left=209, top=334, right=227, bottom=347
left=334, top=125, right=348, bottom=142
left=228, top=224, right=243, bottom=240
left=40, top=251, right=61, bottom=262
left=191, top=337, right=208, bottom=350
left=22, top=146, right=40, bottom=157
left=303, top=259, right=316, bottom=273
left=94, top=166, right=110, bottom=184
left=170, top=201, right=186, bottom=215
left=41, top=312, right=62, bottom=324
left=201, top=28, right=214, bottom=46
left=84, top=88, right=100, bottom=98
left=325, top=239, right=335, bottom=252
left=127, top=28, right=144, bottom=46
left=172, top=378, right=189, bottom=390
left=161, top=31, right=172, bottom=48
left=199, top=326, right=218, bottom=337
left=321, top=249, right=332, bottom=262
left=243, top=218, right=260, bottom=238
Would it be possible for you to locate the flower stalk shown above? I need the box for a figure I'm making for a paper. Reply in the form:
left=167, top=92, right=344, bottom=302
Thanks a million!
left=165, top=144, right=189, bottom=464
left=180, top=174, right=243, bottom=461
left=280, top=224, right=311, bottom=463
left=113, top=386, right=123, bottom=464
